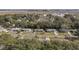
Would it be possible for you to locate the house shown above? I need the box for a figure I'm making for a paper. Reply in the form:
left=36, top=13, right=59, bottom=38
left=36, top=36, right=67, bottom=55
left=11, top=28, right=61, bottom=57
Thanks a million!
left=10, top=28, right=21, bottom=32
left=34, top=29, right=44, bottom=32
left=68, top=29, right=77, bottom=31
left=46, top=29, right=56, bottom=32
left=9, top=28, right=33, bottom=32
left=59, top=29, right=67, bottom=32
left=21, top=28, right=33, bottom=32
left=59, top=29, right=77, bottom=32
left=0, top=26, right=8, bottom=32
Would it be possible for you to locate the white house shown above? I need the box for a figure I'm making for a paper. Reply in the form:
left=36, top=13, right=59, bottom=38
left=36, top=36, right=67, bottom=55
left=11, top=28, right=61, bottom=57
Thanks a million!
left=21, top=28, right=33, bottom=32
left=46, top=29, right=55, bottom=32
left=10, top=28, right=21, bottom=32
left=34, top=29, right=44, bottom=32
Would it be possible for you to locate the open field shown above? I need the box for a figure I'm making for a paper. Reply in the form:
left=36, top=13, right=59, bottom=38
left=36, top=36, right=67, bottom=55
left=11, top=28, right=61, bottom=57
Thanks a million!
left=0, top=31, right=79, bottom=50
left=1, top=31, right=70, bottom=41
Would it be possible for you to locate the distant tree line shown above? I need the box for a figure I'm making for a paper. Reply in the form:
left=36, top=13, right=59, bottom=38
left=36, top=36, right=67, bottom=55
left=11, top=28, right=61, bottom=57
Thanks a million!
left=0, top=13, right=79, bottom=29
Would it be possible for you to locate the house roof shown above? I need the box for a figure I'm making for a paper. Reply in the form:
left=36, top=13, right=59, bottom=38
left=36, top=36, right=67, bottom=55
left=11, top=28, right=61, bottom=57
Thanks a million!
left=34, top=29, right=44, bottom=32
left=59, top=29, right=77, bottom=32
left=46, top=29, right=56, bottom=31
left=10, top=28, right=21, bottom=30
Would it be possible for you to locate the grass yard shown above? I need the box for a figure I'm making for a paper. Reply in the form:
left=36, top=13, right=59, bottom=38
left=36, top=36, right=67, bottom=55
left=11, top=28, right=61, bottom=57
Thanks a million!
left=0, top=31, right=74, bottom=41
